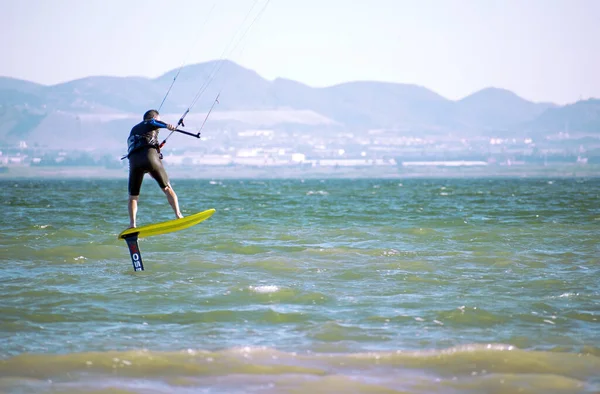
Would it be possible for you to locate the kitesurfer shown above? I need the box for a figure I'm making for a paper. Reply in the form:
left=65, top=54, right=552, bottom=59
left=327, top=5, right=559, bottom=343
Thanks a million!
left=126, top=109, right=183, bottom=228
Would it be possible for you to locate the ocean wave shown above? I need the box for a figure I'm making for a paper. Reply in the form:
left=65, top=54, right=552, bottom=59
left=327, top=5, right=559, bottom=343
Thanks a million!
left=0, top=345, right=598, bottom=393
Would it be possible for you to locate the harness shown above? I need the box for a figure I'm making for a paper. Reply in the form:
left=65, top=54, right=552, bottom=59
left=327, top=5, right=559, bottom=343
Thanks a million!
left=127, top=131, right=159, bottom=154
left=122, top=120, right=163, bottom=160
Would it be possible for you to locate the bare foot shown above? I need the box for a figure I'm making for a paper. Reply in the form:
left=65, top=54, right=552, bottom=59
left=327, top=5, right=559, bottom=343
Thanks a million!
left=176, top=213, right=184, bottom=219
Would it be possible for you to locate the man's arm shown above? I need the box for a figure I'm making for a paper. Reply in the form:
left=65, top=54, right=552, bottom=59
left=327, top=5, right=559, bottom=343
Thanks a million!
left=147, top=119, right=176, bottom=131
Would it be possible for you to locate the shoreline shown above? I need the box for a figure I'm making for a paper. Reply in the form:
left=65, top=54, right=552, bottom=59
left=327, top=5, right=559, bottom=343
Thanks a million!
left=1, top=164, right=599, bottom=180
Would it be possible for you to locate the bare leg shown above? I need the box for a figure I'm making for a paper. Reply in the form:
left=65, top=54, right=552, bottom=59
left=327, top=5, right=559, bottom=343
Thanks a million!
left=163, top=184, right=183, bottom=219
left=128, top=195, right=139, bottom=228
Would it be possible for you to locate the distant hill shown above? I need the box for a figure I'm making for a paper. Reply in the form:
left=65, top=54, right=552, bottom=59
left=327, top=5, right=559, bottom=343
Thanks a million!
left=1, top=60, right=598, bottom=150
left=525, top=99, right=600, bottom=136
left=0, top=77, right=45, bottom=94
left=457, top=87, right=555, bottom=131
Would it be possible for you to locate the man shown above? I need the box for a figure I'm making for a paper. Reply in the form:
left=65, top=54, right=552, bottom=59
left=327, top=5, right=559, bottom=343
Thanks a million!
left=126, top=109, right=183, bottom=228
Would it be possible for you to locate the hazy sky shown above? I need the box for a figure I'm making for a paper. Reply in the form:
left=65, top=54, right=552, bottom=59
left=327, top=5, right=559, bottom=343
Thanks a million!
left=2, top=0, right=599, bottom=104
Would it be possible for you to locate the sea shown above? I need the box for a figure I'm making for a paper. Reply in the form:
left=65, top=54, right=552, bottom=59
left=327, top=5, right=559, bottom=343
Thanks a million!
left=1, top=177, right=599, bottom=393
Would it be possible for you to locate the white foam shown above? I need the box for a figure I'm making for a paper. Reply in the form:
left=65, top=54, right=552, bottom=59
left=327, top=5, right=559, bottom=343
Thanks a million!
left=250, top=285, right=280, bottom=294
left=558, top=292, right=579, bottom=298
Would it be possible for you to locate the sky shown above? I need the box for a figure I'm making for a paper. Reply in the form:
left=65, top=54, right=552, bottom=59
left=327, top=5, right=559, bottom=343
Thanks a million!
left=2, top=0, right=599, bottom=104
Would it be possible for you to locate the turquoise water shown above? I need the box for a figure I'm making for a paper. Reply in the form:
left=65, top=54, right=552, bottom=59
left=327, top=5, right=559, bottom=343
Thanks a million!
left=1, top=177, right=599, bottom=393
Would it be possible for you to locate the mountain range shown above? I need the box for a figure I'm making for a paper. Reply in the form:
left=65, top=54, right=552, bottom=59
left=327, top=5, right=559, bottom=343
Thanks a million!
left=1, top=60, right=599, bottom=150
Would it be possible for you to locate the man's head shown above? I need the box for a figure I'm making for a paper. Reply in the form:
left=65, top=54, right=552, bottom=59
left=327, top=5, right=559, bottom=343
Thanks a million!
left=143, top=109, right=160, bottom=121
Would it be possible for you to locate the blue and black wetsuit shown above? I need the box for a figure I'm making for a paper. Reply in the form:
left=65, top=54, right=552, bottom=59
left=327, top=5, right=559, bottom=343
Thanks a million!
left=126, top=119, right=170, bottom=196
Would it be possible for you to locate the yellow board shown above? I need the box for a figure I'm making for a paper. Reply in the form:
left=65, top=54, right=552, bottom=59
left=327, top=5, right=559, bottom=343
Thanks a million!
left=118, top=208, right=216, bottom=239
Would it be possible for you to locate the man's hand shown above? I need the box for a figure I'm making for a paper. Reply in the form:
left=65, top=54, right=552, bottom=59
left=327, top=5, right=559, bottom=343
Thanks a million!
left=166, top=124, right=176, bottom=131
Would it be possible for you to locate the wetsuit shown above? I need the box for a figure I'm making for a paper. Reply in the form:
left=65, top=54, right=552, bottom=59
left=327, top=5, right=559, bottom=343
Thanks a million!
left=127, top=119, right=170, bottom=196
